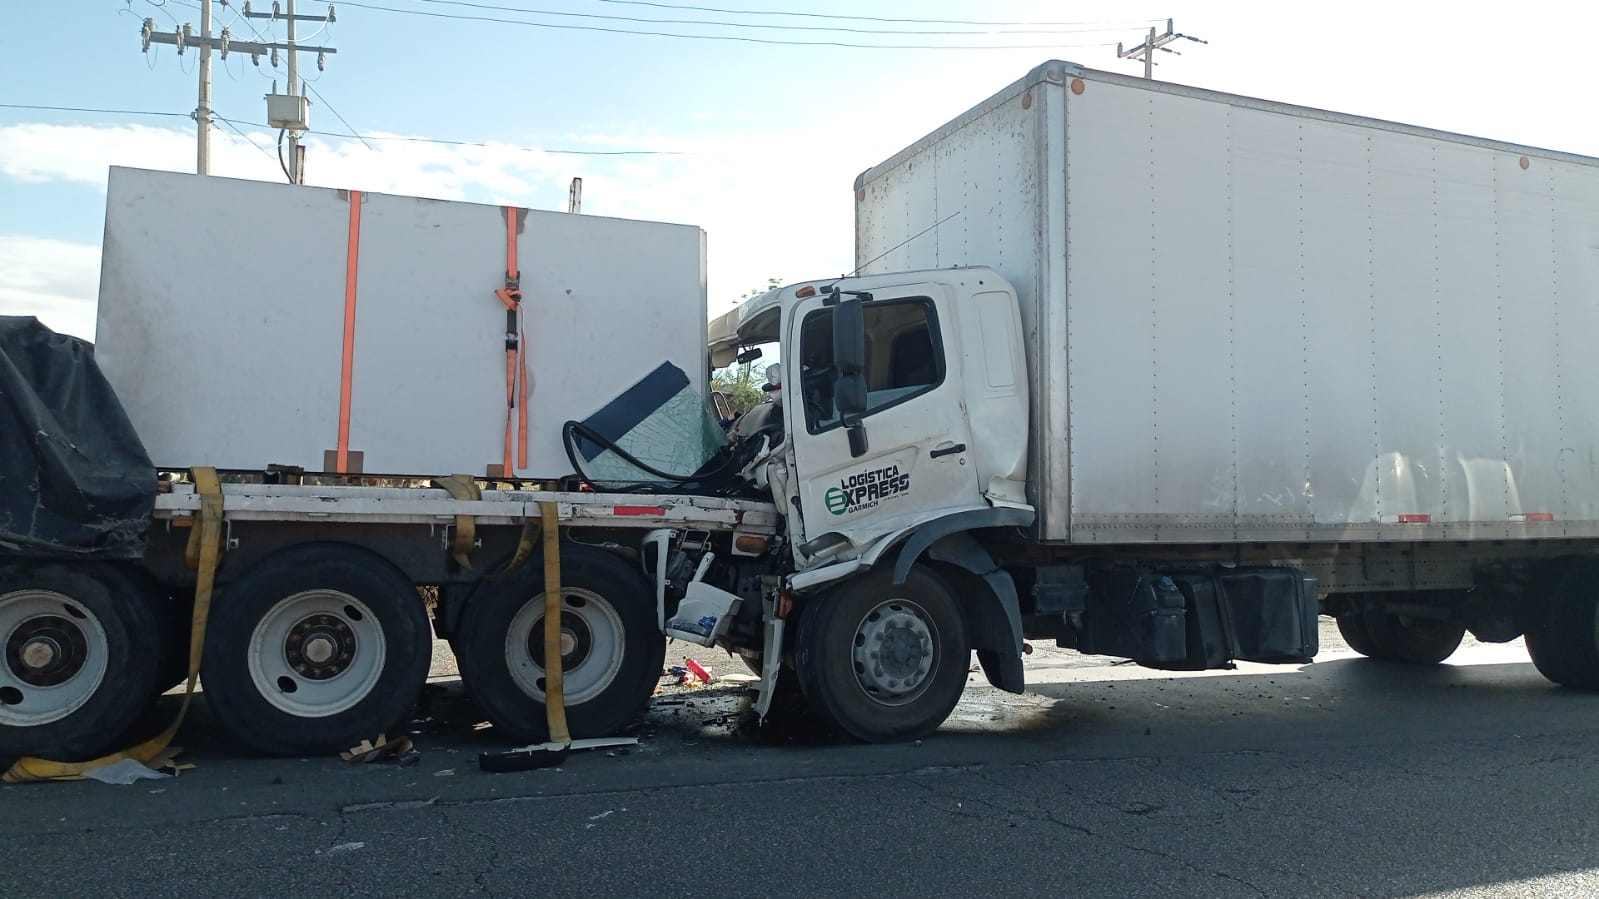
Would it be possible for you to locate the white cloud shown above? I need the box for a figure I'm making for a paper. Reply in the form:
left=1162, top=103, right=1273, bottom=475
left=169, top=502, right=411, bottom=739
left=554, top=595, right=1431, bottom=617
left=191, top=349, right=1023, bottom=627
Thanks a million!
left=0, top=119, right=864, bottom=330
left=0, top=234, right=101, bottom=340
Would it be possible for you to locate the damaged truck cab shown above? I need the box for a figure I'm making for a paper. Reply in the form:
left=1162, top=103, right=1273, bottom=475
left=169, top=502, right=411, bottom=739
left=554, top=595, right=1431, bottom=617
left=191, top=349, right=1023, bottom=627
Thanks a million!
left=700, top=269, right=1323, bottom=743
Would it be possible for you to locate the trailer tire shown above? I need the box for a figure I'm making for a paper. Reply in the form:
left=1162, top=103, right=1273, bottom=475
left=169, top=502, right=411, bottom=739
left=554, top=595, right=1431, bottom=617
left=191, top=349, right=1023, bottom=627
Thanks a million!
left=200, top=544, right=431, bottom=757
left=455, top=545, right=664, bottom=744
left=1335, top=612, right=1381, bottom=658
left=1524, top=558, right=1599, bottom=691
left=793, top=565, right=968, bottom=743
left=1361, top=610, right=1464, bottom=665
left=0, top=564, right=162, bottom=762
left=97, top=567, right=190, bottom=698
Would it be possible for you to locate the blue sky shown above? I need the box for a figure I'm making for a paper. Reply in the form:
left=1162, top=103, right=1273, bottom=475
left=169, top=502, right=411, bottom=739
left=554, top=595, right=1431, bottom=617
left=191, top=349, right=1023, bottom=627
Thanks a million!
left=3, top=1, right=1597, bottom=339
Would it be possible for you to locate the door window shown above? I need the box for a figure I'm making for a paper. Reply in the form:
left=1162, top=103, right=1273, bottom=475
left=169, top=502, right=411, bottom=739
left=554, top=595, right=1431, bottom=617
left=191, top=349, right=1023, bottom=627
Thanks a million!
left=799, top=298, right=944, bottom=433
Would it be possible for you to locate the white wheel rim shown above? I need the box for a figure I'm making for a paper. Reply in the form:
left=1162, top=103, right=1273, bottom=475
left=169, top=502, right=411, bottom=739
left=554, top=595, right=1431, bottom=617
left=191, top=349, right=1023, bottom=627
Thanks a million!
left=0, top=589, right=110, bottom=727
left=505, top=588, right=626, bottom=706
left=247, top=590, right=386, bottom=718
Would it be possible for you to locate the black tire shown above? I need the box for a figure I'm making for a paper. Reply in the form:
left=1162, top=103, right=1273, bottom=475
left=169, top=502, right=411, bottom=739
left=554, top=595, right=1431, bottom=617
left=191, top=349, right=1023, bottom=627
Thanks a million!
left=1362, top=610, right=1465, bottom=665
left=793, top=565, right=969, bottom=743
left=0, top=564, right=162, bottom=762
left=200, top=543, right=432, bottom=756
left=455, top=544, right=665, bottom=744
left=1335, top=611, right=1381, bottom=658
left=1524, top=557, right=1599, bottom=690
left=98, top=566, right=191, bottom=698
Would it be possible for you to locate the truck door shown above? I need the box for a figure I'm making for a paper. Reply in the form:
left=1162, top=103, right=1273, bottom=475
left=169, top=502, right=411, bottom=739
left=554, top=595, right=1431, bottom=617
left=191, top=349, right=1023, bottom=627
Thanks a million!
left=786, top=284, right=982, bottom=562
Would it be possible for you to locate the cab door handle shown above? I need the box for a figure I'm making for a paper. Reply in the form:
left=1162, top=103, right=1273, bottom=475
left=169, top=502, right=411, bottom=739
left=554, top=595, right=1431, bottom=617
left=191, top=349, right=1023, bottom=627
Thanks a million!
left=929, top=443, right=966, bottom=459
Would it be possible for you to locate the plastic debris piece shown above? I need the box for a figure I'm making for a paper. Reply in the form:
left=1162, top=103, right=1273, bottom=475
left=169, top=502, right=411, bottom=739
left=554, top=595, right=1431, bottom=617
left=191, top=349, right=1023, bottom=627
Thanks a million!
left=83, top=759, right=170, bottom=785
left=684, top=659, right=711, bottom=683
left=341, top=733, right=413, bottom=764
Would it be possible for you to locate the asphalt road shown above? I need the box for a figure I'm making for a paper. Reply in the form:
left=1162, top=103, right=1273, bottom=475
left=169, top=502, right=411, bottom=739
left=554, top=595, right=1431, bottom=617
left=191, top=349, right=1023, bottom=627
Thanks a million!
left=4, top=622, right=1597, bottom=899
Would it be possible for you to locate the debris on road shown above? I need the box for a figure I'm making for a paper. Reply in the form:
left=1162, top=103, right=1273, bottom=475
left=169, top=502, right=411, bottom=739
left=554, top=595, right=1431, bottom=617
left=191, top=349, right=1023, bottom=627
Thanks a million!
left=83, top=759, right=171, bottom=785
left=340, top=733, right=414, bottom=764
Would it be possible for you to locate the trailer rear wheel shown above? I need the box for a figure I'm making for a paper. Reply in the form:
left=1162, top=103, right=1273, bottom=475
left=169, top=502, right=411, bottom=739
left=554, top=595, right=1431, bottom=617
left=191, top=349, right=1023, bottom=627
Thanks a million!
left=0, top=565, right=161, bottom=762
left=97, top=566, right=191, bottom=698
left=200, top=544, right=431, bottom=756
left=455, top=545, right=664, bottom=744
left=793, top=565, right=968, bottom=743
left=1524, top=558, right=1599, bottom=690
left=1335, top=612, right=1380, bottom=658
left=1361, top=610, right=1465, bottom=665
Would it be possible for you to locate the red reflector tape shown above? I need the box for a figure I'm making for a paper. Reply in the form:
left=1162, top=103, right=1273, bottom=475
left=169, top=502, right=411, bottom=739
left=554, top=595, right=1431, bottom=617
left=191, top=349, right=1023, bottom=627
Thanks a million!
left=1525, top=512, right=1555, bottom=522
left=1397, top=514, right=1431, bottom=524
left=613, top=506, right=668, bottom=516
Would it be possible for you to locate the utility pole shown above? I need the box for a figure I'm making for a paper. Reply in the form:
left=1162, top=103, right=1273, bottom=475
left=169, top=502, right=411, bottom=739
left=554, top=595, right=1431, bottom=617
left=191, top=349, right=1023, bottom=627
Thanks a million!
left=140, top=2, right=337, bottom=178
left=288, top=0, right=302, bottom=182
left=244, top=2, right=337, bottom=185
left=1116, top=19, right=1207, bottom=79
left=568, top=177, right=583, bottom=214
left=197, top=0, right=212, bottom=174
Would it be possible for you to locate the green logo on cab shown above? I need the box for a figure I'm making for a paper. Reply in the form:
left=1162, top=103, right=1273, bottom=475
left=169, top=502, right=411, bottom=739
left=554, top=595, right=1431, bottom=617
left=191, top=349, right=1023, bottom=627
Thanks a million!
left=824, top=487, right=849, bottom=515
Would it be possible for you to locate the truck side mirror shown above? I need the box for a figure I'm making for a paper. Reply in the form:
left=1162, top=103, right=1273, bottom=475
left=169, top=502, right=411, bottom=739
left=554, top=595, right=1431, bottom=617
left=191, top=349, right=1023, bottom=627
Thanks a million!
left=833, top=296, right=867, bottom=376
left=835, top=371, right=867, bottom=416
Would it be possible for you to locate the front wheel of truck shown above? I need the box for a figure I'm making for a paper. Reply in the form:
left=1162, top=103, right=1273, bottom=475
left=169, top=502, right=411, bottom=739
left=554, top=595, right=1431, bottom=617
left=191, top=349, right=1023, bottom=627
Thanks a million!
left=794, top=565, right=969, bottom=743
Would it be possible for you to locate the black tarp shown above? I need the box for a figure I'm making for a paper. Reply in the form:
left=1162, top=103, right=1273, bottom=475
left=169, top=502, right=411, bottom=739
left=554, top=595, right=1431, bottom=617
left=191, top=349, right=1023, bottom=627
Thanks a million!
left=0, top=316, right=154, bottom=559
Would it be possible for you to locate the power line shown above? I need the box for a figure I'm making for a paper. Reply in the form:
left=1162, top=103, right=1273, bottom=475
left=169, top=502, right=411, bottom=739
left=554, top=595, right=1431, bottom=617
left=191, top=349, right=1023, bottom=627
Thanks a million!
left=590, top=0, right=1163, bottom=28
left=411, top=0, right=1158, bottom=35
left=215, top=113, right=279, bottom=164
left=1, top=103, right=686, bottom=156
left=217, top=117, right=688, bottom=155
left=302, top=82, right=376, bottom=150
left=336, top=1, right=1122, bottom=49
left=0, top=103, right=191, bottom=118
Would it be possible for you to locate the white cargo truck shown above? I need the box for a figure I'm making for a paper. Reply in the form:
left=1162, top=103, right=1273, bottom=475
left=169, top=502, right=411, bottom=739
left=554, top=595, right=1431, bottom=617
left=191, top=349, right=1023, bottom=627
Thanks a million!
left=4, top=60, right=1599, bottom=764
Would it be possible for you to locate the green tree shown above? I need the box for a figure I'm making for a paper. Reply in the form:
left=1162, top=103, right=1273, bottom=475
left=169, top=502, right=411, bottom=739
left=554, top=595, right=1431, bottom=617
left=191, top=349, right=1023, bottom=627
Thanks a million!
left=712, top=277, right=783, bottom=416
left=712, top=359, right=770, bottom=415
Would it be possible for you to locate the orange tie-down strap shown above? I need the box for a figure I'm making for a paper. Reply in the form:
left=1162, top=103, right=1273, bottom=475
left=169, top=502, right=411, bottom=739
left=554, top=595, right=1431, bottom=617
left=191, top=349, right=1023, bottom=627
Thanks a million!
left=496, top=206, right=529, bottom=476
left=336, top=190, right=363, bottom=474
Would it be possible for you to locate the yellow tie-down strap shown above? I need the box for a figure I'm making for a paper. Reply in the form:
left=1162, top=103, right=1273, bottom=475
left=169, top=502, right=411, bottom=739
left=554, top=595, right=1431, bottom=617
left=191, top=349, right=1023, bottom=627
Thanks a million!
left=4, top=467, right=226, bottom=783
left=433, top=474, right=540, bottom=581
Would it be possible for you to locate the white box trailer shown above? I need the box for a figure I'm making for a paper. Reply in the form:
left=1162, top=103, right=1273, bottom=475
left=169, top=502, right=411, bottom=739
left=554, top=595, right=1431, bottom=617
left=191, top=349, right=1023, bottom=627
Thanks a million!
left=855, top=61, right=1599, bottom=546
left=95, top=167, right=711, bottom=479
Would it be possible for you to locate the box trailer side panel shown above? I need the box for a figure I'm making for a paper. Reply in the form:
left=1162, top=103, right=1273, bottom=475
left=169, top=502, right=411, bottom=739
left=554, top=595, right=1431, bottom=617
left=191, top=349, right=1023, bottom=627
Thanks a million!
left=854, top=67, right=1068, bottom=539
left=856, top=62, right=1599, bottom=544
left=97, top=168, right=349, bottom=472
left=96, top=167, right=710, bottom=477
